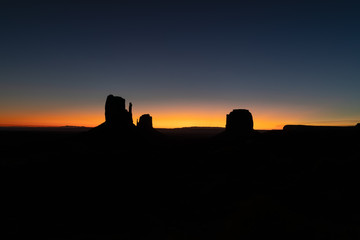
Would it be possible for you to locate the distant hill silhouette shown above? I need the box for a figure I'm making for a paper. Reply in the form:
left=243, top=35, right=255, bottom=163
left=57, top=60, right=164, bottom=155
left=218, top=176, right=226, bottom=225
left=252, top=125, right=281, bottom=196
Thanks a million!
left=0, top=126, right=91, bottom=132
left=283, top=124, right=359, bottom=132
left=283, top=124, right=359, bottom=139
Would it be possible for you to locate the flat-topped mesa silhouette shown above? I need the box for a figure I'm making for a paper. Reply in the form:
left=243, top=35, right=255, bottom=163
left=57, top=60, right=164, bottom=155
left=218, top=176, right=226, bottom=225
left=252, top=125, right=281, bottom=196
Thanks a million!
left=137, top=114, right=153, bottom=130
left=283, top=123, right=360, bottom=136
left=213, top=109, right=254, bottom=141
left=226, top=109, right=254, bottom=135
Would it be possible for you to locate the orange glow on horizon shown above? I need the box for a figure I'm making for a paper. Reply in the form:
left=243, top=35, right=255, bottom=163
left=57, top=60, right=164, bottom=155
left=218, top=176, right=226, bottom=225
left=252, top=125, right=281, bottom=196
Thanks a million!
left=0, top=109, right=104, bottom=128
left=0, top=112, right=284, bottom=129
left=1, top=105, right=357, bottom=129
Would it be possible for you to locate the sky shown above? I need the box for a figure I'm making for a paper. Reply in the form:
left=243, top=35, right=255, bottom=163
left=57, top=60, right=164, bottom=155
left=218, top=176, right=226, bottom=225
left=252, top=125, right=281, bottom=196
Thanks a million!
left=1, top=0, right=359, bottom=129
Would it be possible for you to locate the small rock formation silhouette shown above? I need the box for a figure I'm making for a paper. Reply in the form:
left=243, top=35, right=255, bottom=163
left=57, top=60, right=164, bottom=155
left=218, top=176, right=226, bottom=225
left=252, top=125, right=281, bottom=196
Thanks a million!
left=137, top=114, right=153, bottom=130
left=226, top=109, right=253, bottom=135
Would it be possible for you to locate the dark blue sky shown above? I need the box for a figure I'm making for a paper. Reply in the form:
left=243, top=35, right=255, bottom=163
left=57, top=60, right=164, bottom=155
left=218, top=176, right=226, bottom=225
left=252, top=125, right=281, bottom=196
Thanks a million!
left=1, top=1, right=359, bottom=128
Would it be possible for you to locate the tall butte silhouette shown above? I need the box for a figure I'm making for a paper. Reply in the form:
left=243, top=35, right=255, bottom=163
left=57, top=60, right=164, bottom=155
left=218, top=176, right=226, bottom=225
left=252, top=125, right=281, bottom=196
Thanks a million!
left=90, top=94, right=135, bottom=134
left=89, top=95, right=159, bottom=138
left=105, top=95, right=134, bottom=129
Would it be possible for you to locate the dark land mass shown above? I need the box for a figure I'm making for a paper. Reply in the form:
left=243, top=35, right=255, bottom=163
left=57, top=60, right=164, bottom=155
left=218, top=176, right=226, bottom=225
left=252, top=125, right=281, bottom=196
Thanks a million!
left=0, top=126, right=224, bottom=136
left=0, top=126, right=92, bottom=132
left=2, top=96, right=360, bottom=239
left=2, top=125, right=360, bottom=240
left=157, top=127, right=225, bottom=139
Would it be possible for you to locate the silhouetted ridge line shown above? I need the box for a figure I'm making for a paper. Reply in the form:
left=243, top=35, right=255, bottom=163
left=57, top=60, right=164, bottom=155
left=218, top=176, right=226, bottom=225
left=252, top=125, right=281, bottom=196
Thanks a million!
left=282, top=124, right=360, bottom=140
left=283, top=124, right=359, bottom=132
left=0, top=126, right=91, bottom=132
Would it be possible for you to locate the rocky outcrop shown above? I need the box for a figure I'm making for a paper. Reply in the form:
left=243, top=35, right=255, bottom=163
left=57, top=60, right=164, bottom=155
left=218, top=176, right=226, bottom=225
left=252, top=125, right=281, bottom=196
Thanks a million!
left=213, top=109, right=254, bottom=142
left=137, top=114, right=153, bottom=130
left=104, top=95, right=134, bottom=129
left=90, top=95, right=162, bottom=141
left=226, top=109, right=253, bottom=135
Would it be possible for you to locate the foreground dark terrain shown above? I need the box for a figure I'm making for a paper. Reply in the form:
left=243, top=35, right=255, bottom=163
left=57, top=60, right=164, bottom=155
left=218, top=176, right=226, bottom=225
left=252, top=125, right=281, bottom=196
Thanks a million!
left=2, top=125, right=360, bottom=239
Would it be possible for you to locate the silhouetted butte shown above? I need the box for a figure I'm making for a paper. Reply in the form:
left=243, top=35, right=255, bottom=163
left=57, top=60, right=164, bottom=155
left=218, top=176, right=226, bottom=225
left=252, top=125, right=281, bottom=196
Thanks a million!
left=89, top=94, right=135, bottom=137
left=137, top=114, right=153, bottom=130
left=105, top=94, right=134, bottom=129
left=214, top=109, right=254, bottom=141
left=89, top=95, right=162, bottom=142
left=226, top=109, right=254, bottom=135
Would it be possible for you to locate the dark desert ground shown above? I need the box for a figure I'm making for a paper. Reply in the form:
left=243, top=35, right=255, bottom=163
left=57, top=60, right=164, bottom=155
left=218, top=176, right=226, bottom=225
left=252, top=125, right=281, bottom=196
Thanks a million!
left=2, top=96, right=360, bottom=240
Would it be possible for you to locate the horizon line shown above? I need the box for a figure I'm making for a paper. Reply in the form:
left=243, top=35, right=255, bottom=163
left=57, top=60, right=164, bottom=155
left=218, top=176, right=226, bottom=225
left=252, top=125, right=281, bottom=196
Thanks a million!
left=0, top=122, right=359, bottom=131
left=0, top=123, right=274, bottom=130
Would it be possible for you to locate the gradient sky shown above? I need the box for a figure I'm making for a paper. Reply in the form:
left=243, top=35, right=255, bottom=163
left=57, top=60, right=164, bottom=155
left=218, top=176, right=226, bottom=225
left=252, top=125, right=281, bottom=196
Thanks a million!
left=1, top=0, right=359, bottom=129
